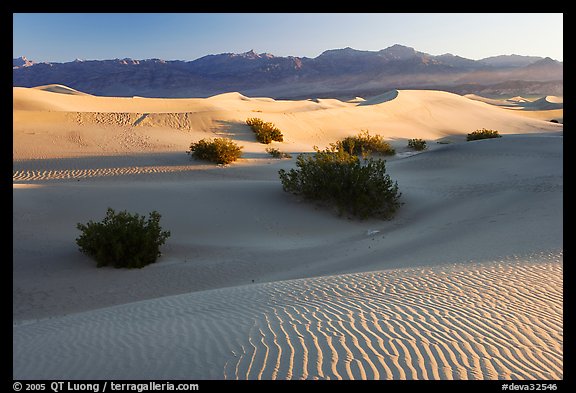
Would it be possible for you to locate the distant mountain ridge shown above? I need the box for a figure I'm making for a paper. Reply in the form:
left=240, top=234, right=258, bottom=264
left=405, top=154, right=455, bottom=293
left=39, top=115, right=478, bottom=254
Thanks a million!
left=13, top=56, right=35, bottom=68
left=478, top=54, right=545, bottom=67
left=13, top=44, right=563, bottom=98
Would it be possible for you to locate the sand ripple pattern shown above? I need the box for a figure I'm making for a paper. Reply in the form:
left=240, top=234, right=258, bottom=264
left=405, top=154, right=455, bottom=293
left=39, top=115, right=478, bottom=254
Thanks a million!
left=13, top=165, right=197, bottom=181
left=13, top=253, right=562, bottom=380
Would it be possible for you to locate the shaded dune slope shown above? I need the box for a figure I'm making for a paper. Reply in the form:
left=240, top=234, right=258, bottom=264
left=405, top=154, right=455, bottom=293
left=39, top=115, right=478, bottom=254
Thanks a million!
left=13, top=254, right=562, bottom=380
left=13, top=135, right=563, bottom=324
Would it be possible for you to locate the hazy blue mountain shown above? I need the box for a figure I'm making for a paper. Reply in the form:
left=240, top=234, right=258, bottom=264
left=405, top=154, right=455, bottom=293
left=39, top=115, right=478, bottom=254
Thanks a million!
left=478, top=54, right=545, bottom=67
left=13, top=44, right=562, bottom=98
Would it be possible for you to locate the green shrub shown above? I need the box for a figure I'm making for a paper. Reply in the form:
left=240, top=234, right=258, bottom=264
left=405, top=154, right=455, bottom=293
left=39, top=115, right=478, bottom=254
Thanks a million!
left=187, top=138, right=243, bottom=164
left=278, top=147, right=402, bottom=219
left=336, top=130, right=395, bottom=156
left=246, top=118, right=284, bottom=144
left=266, top=147, right=292, bottom=159
left=76, top=208, right=171, bottom=269
left=407, top=138, right=427, bottom=151
left=467, top=128, right=502, bottom=141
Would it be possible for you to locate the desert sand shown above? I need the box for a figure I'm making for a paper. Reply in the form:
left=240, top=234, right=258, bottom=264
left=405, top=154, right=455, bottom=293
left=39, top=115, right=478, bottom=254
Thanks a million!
left=13, top=86, right=563, bottom=380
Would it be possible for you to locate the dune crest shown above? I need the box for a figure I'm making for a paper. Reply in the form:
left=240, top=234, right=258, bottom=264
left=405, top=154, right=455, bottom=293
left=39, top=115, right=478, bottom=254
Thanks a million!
left=358, top=89, right=399, bottom=105
left=543, top=96, right=562, bottom=104
left=32, top=84, right=91, bottom=96
left=525, top=96, right=563, bottom=110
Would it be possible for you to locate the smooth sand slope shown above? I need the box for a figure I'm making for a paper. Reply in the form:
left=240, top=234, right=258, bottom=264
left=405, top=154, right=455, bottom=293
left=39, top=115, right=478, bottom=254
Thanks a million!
left=13, top=86, right=563, bottom=379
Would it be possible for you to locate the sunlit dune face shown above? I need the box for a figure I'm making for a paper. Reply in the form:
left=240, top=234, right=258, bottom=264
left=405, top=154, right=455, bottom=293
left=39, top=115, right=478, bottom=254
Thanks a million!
left=12, top=87, right=562, bottom=164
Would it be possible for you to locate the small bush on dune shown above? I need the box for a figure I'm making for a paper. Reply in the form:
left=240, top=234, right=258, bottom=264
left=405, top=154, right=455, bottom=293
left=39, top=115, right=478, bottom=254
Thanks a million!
left=246, top=118, right=284, bottom=144
left=246, top=118, right=265, bottom=128
left=266, top=147, right=292, bottom=159
left=279, top=146, right=402, bottom=219
left=187, top=138, right=243, bottom=164
left=407, top=138, right=427, bottom=151
left=336, top=130, right=395, bottom=156
left=467, top=128, right=502, bottom=141
left=76, top=208, right=171, bottom=269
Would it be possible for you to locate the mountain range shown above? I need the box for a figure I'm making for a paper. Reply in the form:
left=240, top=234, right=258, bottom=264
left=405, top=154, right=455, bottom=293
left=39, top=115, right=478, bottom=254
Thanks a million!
left=13, top=44, right=563, bottom=98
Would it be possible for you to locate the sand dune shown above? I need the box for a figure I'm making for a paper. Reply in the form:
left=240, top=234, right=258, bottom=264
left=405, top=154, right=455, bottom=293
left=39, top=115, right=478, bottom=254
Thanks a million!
left=542, top=96, right=562, bottom=104
left=465, top=93, right=563, bottom=110
left=464, top=94, right=522, bottom=107
left=15, top=134, right=562, bottom=318
left=523, top=96, right=563, bottom=110
left=13, top=253, right=562, bottom=380
left=464, top=93, right=563, bottom=123
left=13, top=87, right=562, bottom=162
left=13, top=86, right=562, bottom=380
left=507, top=96, right=530, bottom=103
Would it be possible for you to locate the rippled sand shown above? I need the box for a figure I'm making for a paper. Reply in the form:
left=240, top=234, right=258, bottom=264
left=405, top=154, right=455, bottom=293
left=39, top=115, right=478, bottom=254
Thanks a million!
left=13, top=253, right=562, bottom=380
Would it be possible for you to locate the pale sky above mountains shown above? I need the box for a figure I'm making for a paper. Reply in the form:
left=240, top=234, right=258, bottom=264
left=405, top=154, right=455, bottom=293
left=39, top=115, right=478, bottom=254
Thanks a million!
left=13, top=13, right=563, bottom=63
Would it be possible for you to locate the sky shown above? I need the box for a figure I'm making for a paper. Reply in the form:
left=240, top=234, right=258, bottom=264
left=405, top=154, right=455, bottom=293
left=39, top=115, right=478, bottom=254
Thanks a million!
left=13, top=13, right=563, bottom=63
